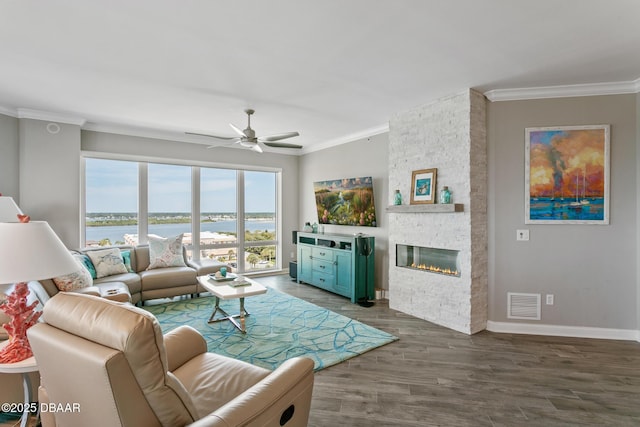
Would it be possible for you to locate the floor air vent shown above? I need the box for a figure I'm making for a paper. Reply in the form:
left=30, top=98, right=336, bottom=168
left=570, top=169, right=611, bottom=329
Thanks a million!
left=507, top=293, right=540, bottom=320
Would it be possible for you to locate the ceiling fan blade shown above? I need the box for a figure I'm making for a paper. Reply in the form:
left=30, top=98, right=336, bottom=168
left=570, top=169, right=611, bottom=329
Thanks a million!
left=258, top=131, right=300, bottom=142
left=229, top=123, right=246, bottom=137
left=252, top=143, right=263, bottom=153
left=185, top=132, right=238, bottom=141
left=206, top=140, right=240, bottom=149
left=263, top=141, right=303, bottom=149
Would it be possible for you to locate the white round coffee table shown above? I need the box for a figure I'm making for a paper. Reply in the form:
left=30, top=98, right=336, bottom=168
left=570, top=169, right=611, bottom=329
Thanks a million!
left=0, top=340, right=39, bottom=427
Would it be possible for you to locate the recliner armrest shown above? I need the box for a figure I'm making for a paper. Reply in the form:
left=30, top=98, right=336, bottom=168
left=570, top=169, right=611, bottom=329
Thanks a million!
left=189, top=357, right=315, bottom=427
left=164, top=325, right=208, bottom=372
left=187, top=258, right=228, bottom=276
left=70, top=286, right=102, bottom=297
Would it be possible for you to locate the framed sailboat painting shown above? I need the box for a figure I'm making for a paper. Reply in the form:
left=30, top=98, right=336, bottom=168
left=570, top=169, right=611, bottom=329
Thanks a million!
left=525, top=125, right=610, bottom=225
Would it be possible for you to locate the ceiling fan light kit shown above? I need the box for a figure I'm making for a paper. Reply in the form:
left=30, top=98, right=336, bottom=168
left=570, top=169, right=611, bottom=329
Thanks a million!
left=186, top=109, right=302, bottom=153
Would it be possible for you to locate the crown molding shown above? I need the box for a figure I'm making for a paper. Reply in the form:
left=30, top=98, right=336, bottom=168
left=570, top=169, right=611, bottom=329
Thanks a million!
left=17, top=108, right=86, bottom=126
left=301, top=123, right=389, bottom=154
left=0, top=105, right=18, bottom=117
left=83, top=121, right=192, bottom=143
left=485, top=78, right=640, bottom=102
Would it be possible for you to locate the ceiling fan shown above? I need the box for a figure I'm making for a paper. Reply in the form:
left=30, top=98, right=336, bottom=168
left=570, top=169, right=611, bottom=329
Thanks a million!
left=186, top=109, right=301, bottom=153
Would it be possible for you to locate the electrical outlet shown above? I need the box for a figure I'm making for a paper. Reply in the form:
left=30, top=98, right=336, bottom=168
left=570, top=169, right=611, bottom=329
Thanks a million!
left=546, top=294, right=554, bottom=305
left=290, top=251, right=295, bottom=259
left=516, top=229, right=530, bottom=241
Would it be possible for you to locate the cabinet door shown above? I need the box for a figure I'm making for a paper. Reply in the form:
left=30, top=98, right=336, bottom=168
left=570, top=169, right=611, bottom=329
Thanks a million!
left=298, top=245, right=313, bottom=283
left=334, top=251, right=352, bottom=298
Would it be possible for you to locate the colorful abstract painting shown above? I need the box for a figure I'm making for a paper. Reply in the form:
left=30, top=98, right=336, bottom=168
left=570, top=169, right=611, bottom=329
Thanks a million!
left=525, top=125, right=609, bottom=224
left=314, top=176, right=377, bottom=226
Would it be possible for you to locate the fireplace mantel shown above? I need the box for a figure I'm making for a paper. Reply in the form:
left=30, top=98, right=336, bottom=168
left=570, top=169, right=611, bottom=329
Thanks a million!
left=386, top=204, right=464, bottom=213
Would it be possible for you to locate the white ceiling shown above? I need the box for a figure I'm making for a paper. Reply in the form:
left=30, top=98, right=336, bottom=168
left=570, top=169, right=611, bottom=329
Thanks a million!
left=1, top=1, right=639, bottom=154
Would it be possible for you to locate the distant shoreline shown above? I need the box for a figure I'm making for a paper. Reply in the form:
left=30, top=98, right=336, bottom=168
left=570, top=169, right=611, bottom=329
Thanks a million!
left=86, top=213, right=275, bottom=227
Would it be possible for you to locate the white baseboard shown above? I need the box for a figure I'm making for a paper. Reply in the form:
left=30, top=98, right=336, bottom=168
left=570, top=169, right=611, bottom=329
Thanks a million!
left=486, top=321, right=640, bottom=342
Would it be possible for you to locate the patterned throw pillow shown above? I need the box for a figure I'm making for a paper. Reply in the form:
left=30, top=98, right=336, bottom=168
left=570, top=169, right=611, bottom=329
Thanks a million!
left=77, top=253, right=98, bottom=279
left=147, top=234, right=187, bottom=270
left=86, top=248, right=129, bottom=278
left=52, top=254, right=94, bottom=291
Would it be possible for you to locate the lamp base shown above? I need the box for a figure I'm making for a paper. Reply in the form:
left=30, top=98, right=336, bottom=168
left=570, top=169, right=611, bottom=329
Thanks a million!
left=0, top=282, right=41, bottom=363
left=0, top=338, right=33, bottom=363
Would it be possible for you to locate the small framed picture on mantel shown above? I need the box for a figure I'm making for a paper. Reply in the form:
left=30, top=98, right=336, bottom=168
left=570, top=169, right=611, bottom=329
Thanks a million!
left=410, top=168, right=437, bottom=205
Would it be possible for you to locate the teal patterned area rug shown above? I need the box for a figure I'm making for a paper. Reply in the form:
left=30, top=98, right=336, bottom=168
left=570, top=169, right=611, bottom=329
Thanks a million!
left=144, top=288, right=398, bottom=371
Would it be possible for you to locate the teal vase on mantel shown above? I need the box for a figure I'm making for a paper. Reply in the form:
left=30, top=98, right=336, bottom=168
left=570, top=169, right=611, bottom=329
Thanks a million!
left=439, top=186, right=451, bottom=204
left=393, top=190, right=402, bottom=205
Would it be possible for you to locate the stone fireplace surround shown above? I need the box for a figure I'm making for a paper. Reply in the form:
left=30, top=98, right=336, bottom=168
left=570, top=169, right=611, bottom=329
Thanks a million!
left=387, top=89, right=487, bottom=335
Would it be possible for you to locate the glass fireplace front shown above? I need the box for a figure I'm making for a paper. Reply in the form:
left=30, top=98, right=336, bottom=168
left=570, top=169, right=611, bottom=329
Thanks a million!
left=396, top=244, right=460, bottom=277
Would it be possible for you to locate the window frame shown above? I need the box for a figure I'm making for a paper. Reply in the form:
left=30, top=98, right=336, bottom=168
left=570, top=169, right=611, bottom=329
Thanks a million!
left=81, top=152, right=281, bottom=274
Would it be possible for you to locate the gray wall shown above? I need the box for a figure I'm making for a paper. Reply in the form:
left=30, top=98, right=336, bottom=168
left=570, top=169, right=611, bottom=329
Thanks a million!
left=19, top=119, right=82, bottom=245
left=0, top=114, right=19, bottom=199
left=488, top=94, right=638, bottom=330
left=82, top=130, right=300, bottom=265
left=298, top=133, right=389, bottom=291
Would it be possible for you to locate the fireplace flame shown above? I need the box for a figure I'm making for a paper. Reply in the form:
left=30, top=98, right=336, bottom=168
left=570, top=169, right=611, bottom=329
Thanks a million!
left=410, top=262, right=459, bottom=277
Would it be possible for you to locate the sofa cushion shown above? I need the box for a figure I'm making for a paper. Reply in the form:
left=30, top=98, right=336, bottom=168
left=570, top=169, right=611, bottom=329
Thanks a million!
left=52, top=254, right=93, bottom=291
left=139, top=267, right=196, bottom=291
left=87, top=248, right=128, bottom=278
left=172, top=352, right=270, bottom=419
left=148, top=234, right=187, bottom=270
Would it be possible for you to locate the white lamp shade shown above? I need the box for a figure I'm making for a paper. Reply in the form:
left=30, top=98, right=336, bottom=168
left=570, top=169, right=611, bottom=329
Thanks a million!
left=0, top=221, right=80, bottom=283
left=0, top=197, right=23, bottom=222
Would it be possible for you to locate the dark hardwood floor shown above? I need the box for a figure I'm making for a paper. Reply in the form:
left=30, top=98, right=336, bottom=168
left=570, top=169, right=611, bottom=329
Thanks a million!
left=260, top=274, right=640, bottom=427
left=4, top=274, right=638, bottom=427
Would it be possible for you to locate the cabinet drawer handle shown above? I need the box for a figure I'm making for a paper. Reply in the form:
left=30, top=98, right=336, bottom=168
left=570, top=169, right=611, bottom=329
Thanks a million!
left=319, top=278, right=325, bottom=283
left=319, top=252, right=326, bottom=256
left=320, top=265, right=325, bottom=269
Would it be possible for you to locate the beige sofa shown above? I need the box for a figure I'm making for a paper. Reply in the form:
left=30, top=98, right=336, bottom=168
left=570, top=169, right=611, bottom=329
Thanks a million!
left=33, top=244, right=226, bottom=305
left=28, top=292, right=314, bottom=427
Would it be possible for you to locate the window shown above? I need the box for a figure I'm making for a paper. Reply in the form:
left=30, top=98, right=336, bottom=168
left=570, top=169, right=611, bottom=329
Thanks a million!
left=148, top=163, right=192, bottom=240
left=84, top=158, right=138, bottom=246
left=199, top=167, right=237, bottom=264
left=243, top=171, right=277, bottom=272
left=83, top=157, right=280, bottom=274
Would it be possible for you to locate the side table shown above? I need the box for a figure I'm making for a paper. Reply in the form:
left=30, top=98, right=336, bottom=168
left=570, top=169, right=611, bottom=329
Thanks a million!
left=0, top=340, right=39, bottom=427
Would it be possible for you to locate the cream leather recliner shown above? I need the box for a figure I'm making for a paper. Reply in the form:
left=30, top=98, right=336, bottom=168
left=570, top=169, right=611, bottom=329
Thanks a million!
left=27, top=292, right=314, bottom=427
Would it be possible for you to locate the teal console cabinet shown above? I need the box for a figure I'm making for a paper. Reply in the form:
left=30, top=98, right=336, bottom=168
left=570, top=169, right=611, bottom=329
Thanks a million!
left=296, top=232, right=374, bottom=303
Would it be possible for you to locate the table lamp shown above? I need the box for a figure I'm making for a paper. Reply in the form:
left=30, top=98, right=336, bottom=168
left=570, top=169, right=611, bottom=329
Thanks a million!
left=0, top=196, right=23, bottom=222
left=0, top=218, right=79, bottom=363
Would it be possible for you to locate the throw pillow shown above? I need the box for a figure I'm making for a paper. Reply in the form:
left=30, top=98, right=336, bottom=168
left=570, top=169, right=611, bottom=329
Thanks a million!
left=87, top=248, right=129, bottom=278
left=52, top=254, right=94, bottom=291
left=77, top=253, right=97, bottom=279
left=121, top=250, right=134, bottom=273
left=147, top=234, right=187, bottom=270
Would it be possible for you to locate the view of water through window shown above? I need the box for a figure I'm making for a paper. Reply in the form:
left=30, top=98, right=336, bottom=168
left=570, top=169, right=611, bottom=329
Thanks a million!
left=84, top=158, right=278, bottom=273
